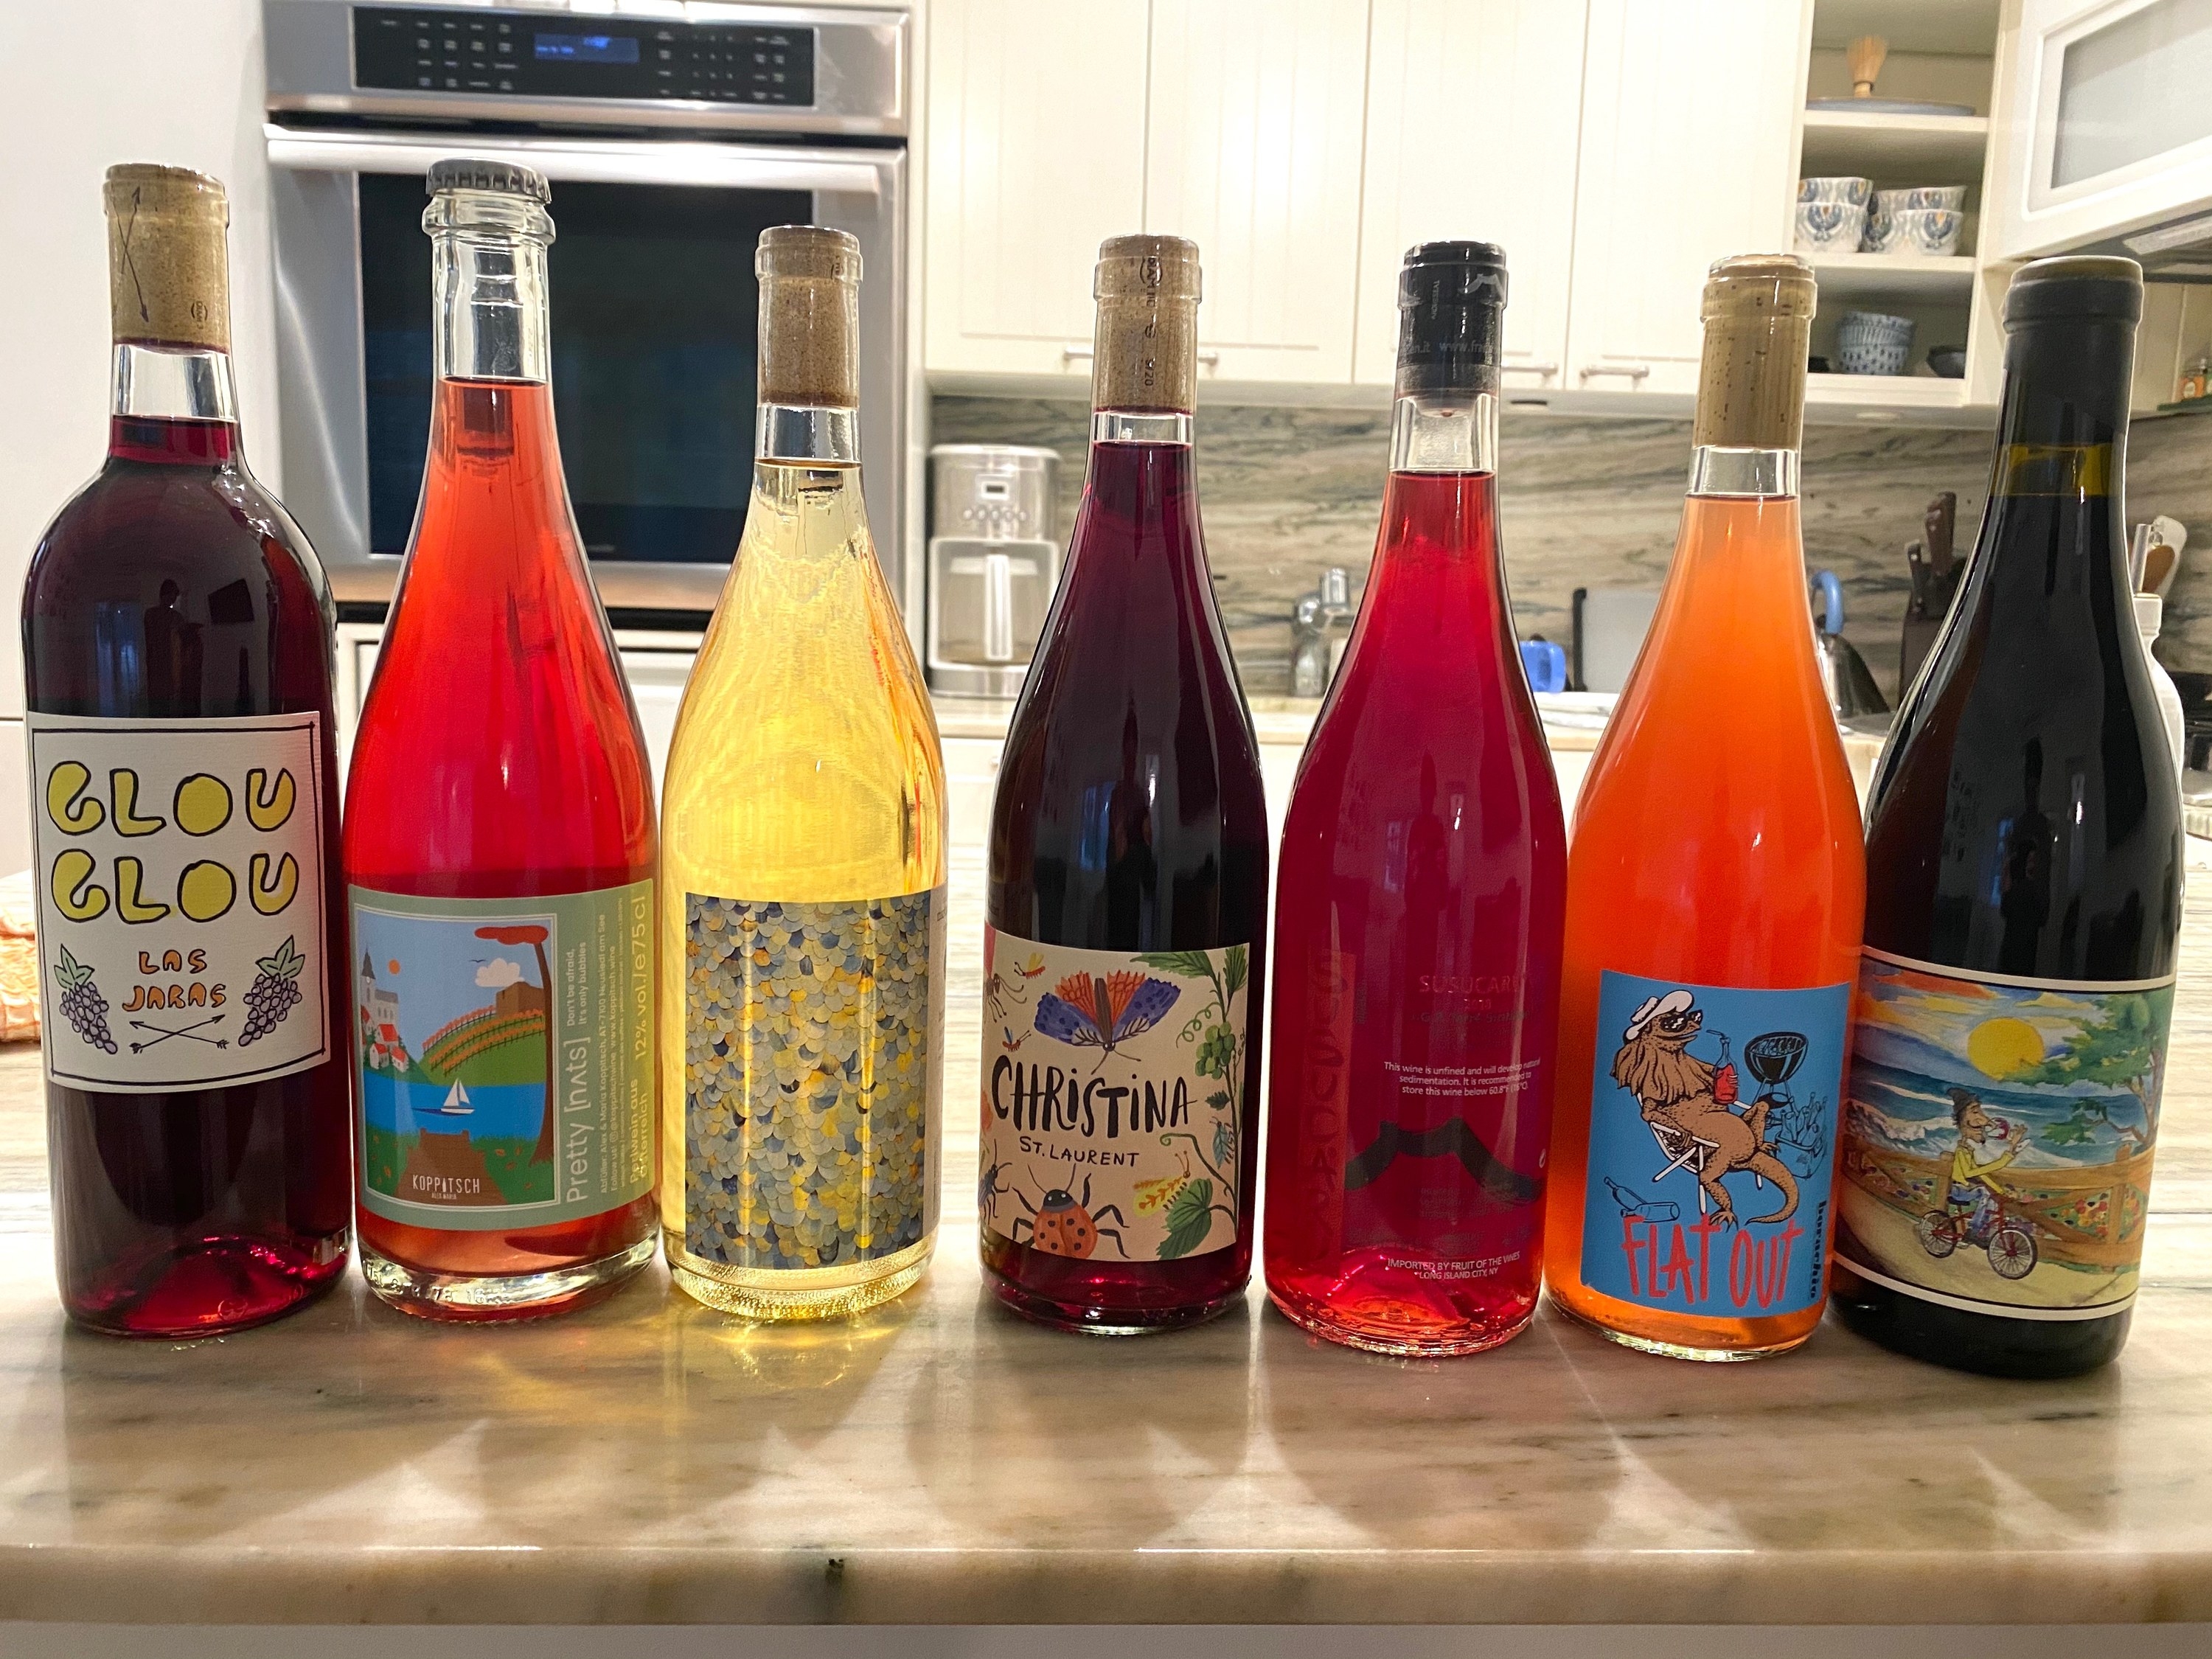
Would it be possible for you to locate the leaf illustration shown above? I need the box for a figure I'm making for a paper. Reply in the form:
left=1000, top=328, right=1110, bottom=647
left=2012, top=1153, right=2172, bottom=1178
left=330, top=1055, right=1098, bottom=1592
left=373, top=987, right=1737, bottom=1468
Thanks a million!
left=55, top=945, right=89, bottom=991
left=1158, top=1178, right=1215, bottom=1259
left=257, top=936, right=306, bottom=981
left=1222, top=945, right=1248, bottom=1000
left=1213, top=1116, right=1235, bottom=1169
left=1133, top=950, right=1214, bottom=982
left=1206, top=1090, right=1229, bottom=1109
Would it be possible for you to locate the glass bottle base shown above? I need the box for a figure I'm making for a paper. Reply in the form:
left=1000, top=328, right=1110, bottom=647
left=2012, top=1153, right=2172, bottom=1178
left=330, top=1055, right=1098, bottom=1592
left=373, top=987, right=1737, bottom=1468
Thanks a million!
left=1265, top=1282, right=1535, bottom=1357
left=987, top=1271, right=1239, bottom=1336
left=1546, top=1285, right=1810, bottom=1362
left=66, top=1231, right=349, bottom=1339
left=667, top=1235, right=933, bottom=1322
left=1829, top=1266, right=2127, bottom=1378
left=362, top=1233, right=656, bottom=1323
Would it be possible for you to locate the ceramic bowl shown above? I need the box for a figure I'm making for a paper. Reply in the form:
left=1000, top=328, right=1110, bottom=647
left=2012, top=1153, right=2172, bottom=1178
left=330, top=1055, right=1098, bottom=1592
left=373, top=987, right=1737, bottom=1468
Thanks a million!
left=1799, top=175, right=1873, bottom=207
left=1837, top=310, right=1916, bottom=375
left=1927, top=345, right=1966, bottom=379
left=1795, top=200, right=1868, bottom=253
left=1865, top=186, right=1968, bottom=249
left=1882, top=207, right=1964, bottom=256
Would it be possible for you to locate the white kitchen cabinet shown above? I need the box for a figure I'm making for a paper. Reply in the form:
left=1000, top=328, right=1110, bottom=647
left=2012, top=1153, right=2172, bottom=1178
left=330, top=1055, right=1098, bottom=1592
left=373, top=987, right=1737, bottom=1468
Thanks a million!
left=1144, top=0, right=1372, bottom=384
left=1562, top=0, right=1811, bottom=398
left=1353, top=0, right=1590, bottom=390
left=922, top=0, right=1151, bottom=378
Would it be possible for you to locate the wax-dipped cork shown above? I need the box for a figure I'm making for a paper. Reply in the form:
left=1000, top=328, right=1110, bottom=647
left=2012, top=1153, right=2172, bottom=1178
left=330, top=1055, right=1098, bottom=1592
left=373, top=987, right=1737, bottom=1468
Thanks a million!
left=756, top=223, right=861, bottom=408
left=103, top=164, right=231, bottom=352
left=1693, top=253, right=1816, bottom=453
left=1091, top=233, right=1202, bottom=414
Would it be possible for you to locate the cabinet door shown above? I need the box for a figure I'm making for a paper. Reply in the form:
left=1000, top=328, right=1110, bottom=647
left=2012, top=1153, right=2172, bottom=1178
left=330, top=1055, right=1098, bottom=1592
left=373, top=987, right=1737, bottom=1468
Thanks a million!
left=1144, top=0, right=1371, bottom=384
left=1563, top=0, right=1809, bottom=397
left=923, top=0, right=1150, bottom=378
left=1354, top=0, right=1590, bottom=389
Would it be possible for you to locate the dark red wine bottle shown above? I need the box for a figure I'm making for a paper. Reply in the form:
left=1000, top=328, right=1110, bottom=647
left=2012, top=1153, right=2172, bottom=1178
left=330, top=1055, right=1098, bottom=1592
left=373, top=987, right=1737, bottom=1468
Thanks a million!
left=981, top=234, right=1268, bottom=1333
left=21, top=165, right=350, bottom=1335
left=1830, top=257, right=2183, bottom=1377
left=1263, top=242, right=1567, bottom=1356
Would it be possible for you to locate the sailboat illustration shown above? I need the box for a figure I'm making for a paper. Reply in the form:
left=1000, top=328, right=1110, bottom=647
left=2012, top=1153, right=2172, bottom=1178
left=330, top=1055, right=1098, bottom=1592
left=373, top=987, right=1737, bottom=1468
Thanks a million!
left=422, top=1079, right=474, bottom=1118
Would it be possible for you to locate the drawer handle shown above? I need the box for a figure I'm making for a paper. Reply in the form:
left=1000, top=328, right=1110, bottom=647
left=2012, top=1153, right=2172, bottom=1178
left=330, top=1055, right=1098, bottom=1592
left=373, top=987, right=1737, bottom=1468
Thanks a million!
left=1061, top=345, right=1094, bottom=361
left=1197, top=350, right=1222, bottom=366
left=1503, top=362, right=1559, bottom=378
left=1579, top=363, right=1652, bottom=383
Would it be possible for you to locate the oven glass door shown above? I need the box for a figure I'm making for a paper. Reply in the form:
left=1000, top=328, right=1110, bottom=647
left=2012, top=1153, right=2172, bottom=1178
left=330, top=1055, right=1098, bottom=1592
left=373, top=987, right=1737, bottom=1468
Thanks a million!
left=361, top=174, right=810, bottom=566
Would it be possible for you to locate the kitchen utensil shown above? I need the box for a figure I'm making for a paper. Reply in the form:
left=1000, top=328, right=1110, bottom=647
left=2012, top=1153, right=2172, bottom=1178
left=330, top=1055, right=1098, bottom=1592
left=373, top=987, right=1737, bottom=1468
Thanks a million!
left=1812, top=570, right=1890, bottom=720
left=1795, top=201, right=1868, bottom=253
left=1571, top=586, right=1660, bottom=693
left=926, top=443, right=1061, bottom=698
left=1927, top=345, right=1966, bottom=378
left=2131, top=515, right=2188, bottom=597
left=1799, top=175, right=1874, bottom=206
left=1519, top=637, right=1568, bottom=694
left=1900, top=490, right=1961, bottom=695
left=1846, top=34, right=1886, bottom=97
left=1837, top=310, right=1916, bottom=375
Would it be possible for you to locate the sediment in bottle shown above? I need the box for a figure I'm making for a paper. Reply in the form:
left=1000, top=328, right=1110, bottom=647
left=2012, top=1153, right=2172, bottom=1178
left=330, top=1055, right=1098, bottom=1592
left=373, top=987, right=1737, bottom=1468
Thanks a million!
left=1092, top=233, right=1203, bottom=414
left=102, top=163, right=231, bottom=352
left=1692, top=253, right=1815, bottom=451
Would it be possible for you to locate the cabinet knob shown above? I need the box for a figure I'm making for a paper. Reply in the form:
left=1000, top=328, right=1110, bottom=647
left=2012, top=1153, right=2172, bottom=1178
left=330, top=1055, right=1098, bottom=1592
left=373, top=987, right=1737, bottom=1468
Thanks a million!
left=1579, top=364, right=1652, bottom=384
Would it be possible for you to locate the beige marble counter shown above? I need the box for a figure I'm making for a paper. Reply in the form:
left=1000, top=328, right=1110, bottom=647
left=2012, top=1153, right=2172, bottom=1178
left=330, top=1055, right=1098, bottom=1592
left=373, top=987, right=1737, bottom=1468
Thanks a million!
left=1, top=862, right=2209, bottom=1630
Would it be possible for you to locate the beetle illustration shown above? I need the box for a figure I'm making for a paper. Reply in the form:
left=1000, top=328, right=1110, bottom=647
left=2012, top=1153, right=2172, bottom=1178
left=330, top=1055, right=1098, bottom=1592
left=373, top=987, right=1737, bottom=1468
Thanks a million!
left=1010, top=1172, right=1130, bottom=1259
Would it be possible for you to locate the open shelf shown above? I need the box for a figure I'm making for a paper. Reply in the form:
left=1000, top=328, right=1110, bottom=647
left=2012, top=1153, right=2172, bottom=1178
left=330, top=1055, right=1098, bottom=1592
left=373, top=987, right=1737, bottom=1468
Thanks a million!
left=1806, top=252, right=1978, bottom=302
left=1801, top=108, right=1989, bottom=177
left=1807, top=372, right=1973, bottom=414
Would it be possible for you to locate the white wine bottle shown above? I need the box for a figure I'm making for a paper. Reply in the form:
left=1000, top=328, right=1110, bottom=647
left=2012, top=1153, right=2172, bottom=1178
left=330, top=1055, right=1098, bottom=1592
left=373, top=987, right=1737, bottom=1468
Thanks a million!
left=658, top=225, right=947, bottom=1321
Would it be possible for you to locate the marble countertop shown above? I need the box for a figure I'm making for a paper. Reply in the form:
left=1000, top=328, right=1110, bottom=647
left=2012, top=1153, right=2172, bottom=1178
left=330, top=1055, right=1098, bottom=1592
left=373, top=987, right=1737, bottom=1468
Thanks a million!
left=1, top=860, right=2209, bottom=1629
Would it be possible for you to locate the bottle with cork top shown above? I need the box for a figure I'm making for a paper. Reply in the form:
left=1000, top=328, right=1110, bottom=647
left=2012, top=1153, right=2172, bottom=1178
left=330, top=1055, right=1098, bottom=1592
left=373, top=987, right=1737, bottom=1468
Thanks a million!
left=21, top=164, right=351, bottom=1335
left=344, top=159, right=659, bottom=1321
left=659, top=224, right=947, bottom=1321
left=1540, top=254, right=1865, bottom=1360
left=980, top=234, right=1268, bottom=1334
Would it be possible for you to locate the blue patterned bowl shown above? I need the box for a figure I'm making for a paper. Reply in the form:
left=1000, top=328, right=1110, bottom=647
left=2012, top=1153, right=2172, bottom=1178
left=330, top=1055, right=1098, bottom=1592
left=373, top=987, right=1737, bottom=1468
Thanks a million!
left=1799, top=175, right=1873, bottom=206
left=1836, top=311, right=1916, bottom=375
left=1795, top=200, right=1868, bottom=252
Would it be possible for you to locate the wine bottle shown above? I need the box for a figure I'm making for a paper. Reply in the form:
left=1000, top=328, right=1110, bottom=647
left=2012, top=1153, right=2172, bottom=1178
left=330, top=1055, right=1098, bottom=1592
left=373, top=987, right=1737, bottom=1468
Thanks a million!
left=21, top=164, right=350, bottom=1335
left=1262, top=241, right=1566, bottom=1355
left=1541, top=255, right=1865, bottom=1360
left=1830, top=256, right=2181, bottom=1378
left=981, top=234, right=1269, bottom=1334
left=344, top=160, right=658, bottom=1321
left=659, top=226, right=947, bottom=1321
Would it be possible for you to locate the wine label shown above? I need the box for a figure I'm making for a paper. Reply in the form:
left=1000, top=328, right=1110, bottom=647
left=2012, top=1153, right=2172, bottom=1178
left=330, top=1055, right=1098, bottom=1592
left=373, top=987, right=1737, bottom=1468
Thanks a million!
left=1833, top=948, right=2172, bottom=1321
left=351, top=882, right=654, bottom=1231
left=1578, top=970, right=1851, bottom=1320
left=981, top=927, right=1251, bottom=1262
left=683, top=890, right=945, bottom=1271
left=29, top=712, right=331, bottom=1093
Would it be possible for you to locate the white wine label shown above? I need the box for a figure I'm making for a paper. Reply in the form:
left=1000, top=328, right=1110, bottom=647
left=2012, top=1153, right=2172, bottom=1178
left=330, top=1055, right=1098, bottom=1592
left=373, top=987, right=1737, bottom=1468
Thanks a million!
left=683, top=890, right=945, bottom=1270
left=29, top=712, right=330, bottom=1093
left=981, top=928, right=1251, bottom=1262
left=352, top=883, right=655, bottom=1231
left=1834, top=948, right=2173, bottom=1321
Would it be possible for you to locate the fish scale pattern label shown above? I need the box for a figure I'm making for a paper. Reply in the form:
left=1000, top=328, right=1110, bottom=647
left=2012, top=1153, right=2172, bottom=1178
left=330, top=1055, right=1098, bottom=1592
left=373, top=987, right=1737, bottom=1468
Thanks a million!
left=980, top=926, right=1251, bottom=1262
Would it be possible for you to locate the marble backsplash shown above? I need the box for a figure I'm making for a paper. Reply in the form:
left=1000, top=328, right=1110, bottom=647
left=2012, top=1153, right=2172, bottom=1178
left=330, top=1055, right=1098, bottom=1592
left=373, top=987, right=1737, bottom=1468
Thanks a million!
left=930, top=394, right=2212, bottom=699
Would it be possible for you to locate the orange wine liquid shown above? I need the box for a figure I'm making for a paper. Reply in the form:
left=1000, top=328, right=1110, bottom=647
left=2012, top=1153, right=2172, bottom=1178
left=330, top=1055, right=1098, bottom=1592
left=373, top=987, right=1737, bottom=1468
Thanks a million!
left=1543, top=495, right=1864, bottom=1359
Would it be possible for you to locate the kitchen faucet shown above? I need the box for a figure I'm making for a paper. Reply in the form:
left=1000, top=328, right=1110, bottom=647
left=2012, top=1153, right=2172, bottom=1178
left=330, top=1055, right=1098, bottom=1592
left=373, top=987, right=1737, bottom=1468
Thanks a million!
left=1291, top=566, right=1355, bottom=696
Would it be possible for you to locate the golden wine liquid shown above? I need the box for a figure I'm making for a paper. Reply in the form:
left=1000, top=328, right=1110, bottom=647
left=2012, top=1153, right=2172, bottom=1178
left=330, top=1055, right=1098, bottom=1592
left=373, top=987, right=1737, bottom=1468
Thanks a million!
left=658, top=461, right=947, bottom=1319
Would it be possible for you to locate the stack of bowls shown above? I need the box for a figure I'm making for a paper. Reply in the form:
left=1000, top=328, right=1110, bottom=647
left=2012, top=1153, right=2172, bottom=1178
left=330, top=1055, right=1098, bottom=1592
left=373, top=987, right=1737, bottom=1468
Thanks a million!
left=1795, top=176, right=1871, bottom=254
left=1865, top=187, right=1966, bottom=256
left=1837, top=311, right=1917, bottom=375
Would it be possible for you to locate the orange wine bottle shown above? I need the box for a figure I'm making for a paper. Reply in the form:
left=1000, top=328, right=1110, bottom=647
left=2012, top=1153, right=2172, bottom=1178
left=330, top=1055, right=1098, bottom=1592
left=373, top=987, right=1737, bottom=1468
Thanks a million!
left=1541, top=256, right=1865, bottom=1360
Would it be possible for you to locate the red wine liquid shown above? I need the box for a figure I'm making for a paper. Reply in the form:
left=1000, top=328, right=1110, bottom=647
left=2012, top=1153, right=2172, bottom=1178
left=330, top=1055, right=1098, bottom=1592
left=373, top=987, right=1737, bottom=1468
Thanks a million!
left=984, top=439, right=1269, bottom=1331
left=344, top=379, right=657, bottom=1316
left=22, top=414, right=352, bottom=1335
left=1264, top=471, right=1566, bottom=1352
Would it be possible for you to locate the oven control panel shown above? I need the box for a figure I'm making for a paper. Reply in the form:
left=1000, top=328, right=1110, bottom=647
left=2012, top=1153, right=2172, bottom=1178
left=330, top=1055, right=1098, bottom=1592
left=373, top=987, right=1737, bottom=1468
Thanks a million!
left=353, top=7, right=817, bottom=106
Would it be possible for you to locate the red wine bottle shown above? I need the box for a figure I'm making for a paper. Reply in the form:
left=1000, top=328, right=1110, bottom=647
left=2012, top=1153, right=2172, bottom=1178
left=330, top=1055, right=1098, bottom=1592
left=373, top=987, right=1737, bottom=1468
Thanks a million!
left=1831, top=257, right=2183, bottom=1377
left=344, top=160, right=658, bottom=1322
left=981, top=235, right=1269, bottom=1333
left=1263, top=242, right=1567, bottom=1356
left=21, top=166, right=351, bottom=1335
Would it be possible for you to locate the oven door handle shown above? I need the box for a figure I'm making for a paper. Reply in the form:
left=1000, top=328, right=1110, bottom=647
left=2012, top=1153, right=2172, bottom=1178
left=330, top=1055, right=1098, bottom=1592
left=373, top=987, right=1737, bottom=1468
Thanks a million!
left=262, top=125, right=886, bottom=196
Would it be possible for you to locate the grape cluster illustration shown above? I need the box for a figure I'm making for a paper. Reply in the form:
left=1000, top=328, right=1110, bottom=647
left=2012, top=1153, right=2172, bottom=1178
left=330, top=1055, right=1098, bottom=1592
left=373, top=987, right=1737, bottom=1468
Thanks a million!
left=52, top=946, right=117, bottom=1054
left=240, top=936, right=307, bottom=1047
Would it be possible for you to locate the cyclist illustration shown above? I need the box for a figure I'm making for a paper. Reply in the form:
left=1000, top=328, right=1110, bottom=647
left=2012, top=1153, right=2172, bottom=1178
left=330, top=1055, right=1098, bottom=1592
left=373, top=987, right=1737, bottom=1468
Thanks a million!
left=1916, top=1085, right=2038, bottom=1279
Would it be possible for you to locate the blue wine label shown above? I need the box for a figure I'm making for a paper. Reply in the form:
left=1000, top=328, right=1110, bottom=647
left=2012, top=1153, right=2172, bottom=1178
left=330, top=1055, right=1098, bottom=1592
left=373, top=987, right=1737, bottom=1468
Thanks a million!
left=1578, top=970, right=1850, bottom=1318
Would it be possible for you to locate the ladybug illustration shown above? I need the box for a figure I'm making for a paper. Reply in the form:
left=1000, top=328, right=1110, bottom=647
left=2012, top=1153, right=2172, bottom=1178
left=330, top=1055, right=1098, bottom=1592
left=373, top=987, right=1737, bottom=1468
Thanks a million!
left=1012, top=1173, right=1130, bottom=1259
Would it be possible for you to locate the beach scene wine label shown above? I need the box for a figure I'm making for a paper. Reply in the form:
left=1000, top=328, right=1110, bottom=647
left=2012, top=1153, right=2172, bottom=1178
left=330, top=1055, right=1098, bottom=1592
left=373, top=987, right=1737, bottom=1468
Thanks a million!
left=1578, top=970, right=1850, bottom=1318
left=981, top=928, right=1249, bottom=1262
left=350, top=883, right=653, bottom=1229
left=1834, top=950, right=2171, bottom=1319
left=29, top=712, right=330, bottom=1093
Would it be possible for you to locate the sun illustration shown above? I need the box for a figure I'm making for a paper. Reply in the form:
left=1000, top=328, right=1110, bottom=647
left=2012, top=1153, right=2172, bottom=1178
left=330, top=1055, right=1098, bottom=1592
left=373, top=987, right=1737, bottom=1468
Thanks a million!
left=1967, top=1015, right=2043, bottom=1079
left=387, top=959, right=401, bottom=975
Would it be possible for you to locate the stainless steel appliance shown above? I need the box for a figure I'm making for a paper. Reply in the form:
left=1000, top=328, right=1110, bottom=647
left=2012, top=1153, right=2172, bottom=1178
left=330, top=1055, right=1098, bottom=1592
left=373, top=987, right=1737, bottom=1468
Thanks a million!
left=262, top=0, right=911, bottom=618
left=925, top=445, right=1059, bottom=698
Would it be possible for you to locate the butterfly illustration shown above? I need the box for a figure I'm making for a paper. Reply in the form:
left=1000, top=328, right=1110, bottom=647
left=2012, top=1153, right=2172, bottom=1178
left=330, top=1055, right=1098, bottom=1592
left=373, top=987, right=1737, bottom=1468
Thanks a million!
left=1034, top=971, right=1180, bottom=1067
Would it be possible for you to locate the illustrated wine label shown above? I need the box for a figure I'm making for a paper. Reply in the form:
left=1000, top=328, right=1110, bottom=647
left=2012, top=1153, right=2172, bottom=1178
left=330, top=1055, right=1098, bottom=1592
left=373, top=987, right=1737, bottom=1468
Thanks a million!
left=1579, top=970, right=1851, bottom=1319
left=351, top=882, right=654, bottom=1230
left=683, top=890, right=945, bottom=1271
left=1833, top=948, right=2172, bottom=1321
left=981, top=927, right=1251, bottom=1262
left=29, top=712, right=330, bottom=1093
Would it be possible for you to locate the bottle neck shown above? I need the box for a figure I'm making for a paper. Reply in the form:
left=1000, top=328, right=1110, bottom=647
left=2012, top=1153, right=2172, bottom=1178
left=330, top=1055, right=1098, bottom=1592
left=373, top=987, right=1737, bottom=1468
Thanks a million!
left=434, top=225, right=550, bottom=383
left=759, top=404, right=860, bottom=465
left=1092, top=410, right=1191, bottom=445
left=1389, top=390, right=1497, bottom=475
left=108, top=342, right=239, bottom=462
left=1687, top=445, right=1798, bottom=499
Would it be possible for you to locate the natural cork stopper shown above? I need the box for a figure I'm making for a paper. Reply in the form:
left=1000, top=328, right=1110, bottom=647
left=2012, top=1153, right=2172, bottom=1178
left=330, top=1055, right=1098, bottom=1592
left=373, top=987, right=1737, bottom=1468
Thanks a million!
left=757, top=224, right=860, bottom=408
left=104, top=164, right=231, bottom=352
left=1092, top=234, right=1203, bottom=414
left=1692, top=254, right=1816, bottom=451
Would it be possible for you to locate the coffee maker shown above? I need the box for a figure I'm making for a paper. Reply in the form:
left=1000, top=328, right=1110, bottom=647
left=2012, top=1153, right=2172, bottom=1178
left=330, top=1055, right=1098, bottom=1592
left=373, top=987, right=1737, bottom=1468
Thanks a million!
left=926, top=445, right=1061, bottom=698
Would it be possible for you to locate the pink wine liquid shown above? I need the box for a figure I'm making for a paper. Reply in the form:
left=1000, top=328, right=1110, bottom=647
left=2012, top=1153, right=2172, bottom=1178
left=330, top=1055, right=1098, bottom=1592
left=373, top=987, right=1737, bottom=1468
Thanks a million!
left=23, top=414, right=353, bottom=1335
left=344, top=379, right=657, bottom=1318
left=984, top=440, right=1270, bottom=1332
left=1264, top=470, right=1566, bottom=1353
